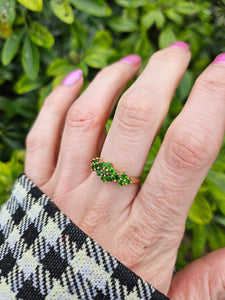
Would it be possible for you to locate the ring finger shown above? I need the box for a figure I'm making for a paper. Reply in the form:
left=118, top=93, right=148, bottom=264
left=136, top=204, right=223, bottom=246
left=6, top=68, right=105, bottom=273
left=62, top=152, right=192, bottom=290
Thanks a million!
left=99, top=42, right=191, bottom=209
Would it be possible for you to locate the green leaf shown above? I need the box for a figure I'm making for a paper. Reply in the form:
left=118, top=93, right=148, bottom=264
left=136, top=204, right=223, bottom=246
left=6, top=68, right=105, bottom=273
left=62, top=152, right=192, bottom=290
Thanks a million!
left=91, top=30, right=112, bottom=49
left=71, top=19, right=87, bottom=50
left=188, top=193, right=212, bottom=224
left=135, top=32, right=150, bottom=57
left=0, top=0, right=16, bottom=26
left=207, top=170, right=225, bottom=215
left=1, top=135, right=23, bottom=149
left=38, top=83, right=52, bottom=109
left=155, top=10, right=166, bottom=29
left=207, top=170, right=225, bottom=194
left=192, top=224, right=206, bottom=258
left=28, top=21, right=55, bottom=48
left=50, top=0, right=74, bottom=24
left=191, top=23, right=213, bottom=36
left=82, top=30, right=113, bottom=69
left=0, top=23, right=12, bottom=39
left=177, top=70, right=193, bottom=100
left=0, top=67, right=13, bottom=82
left=76, top=61, right=88, bottom=77
left=6, top=97, right=36, bottom=119
left=108, top=16, right=138, bottom=32
left=47, top=59, right=72, bottom=76
left=84, top=49, right=115, bottom=68
left=206, top=224, right=225, bottom=250
left=208, top=180, right=225, bottom=201
left=17, top=0, right=43, bottom=11
left=213, top=215, right=225, bottom=227
left=22, top=37, right=40, bottom=80
left=115, top=0, right=150, bottom=7
left=69, top=0, right=111, bottom=17
left=2, top=28, right=24, bottom=65
left=0, top=150, right=25, bottom=206
left=141, top=10, right=157, bottom=30
left=143, top=136, right=161, bottom=179
left=105, top=119, right=112, bottom=133
left=175, top=3, right=200, bottom=15
left=14, top=75, right=44, bottom=94
left=159, top=27, right=176, bottom=49
left=165, top=8, right=183, bottom=25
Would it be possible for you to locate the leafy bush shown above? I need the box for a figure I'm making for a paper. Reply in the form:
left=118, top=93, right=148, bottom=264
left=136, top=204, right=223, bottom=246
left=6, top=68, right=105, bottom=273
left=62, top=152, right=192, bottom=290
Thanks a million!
left=0, top=0, right=225, bottom=269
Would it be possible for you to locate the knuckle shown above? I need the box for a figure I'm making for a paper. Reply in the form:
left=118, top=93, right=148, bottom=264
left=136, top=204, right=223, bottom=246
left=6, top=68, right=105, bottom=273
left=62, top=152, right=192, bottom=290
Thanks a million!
left=195, top=74, right=225, bottom=99
left=166, top=127, right=213, bottom=171
left=118, top=90, right=154, bottom=131
left=65, top=105, right=101, bottom=133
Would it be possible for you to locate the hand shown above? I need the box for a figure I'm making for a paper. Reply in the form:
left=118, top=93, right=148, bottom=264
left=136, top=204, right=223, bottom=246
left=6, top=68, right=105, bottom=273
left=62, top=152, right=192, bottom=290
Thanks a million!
left=25, top=43, right=225, bottom=298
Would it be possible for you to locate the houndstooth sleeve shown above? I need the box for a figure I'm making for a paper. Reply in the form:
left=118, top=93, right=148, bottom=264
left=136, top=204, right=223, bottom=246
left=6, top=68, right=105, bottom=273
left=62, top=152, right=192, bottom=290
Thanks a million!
left=0, top=173, right=169, bottom=300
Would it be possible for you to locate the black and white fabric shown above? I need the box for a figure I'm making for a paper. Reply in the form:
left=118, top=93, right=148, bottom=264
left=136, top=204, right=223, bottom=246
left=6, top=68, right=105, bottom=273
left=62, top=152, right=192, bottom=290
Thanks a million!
left=0, top=174, right=169, bottom=299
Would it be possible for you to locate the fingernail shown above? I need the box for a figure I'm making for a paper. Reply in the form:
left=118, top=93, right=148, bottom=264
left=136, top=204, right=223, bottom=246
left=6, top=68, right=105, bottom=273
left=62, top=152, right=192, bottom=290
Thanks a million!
left=213, top=53, right=225, bottom=64
left=168, top=41, right=190, bottom=51
left=120, top=54, right=141, bottom=66
left=62, top=69, right=83, bottom=85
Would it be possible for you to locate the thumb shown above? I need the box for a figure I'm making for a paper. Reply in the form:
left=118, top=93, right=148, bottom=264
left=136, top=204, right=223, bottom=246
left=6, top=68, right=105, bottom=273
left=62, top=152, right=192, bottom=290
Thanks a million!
left=168, top=248, right=225, bottom=299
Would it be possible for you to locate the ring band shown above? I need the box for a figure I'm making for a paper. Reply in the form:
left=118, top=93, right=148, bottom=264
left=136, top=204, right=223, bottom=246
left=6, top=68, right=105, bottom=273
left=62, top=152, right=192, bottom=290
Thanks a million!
left=91, top=157, right=141, bottom=186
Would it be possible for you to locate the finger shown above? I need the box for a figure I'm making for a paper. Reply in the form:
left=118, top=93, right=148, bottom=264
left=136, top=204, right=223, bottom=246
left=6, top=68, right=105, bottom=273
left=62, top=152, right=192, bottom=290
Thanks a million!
left=25, top=69, right=83, bottom=187
left=168, top=248, right=225, bottom=299
left=99, top=43, right=190, bottom=206
left=133, top=55, right=225, bottom=289
left=51, top=56, right=141, bottom=192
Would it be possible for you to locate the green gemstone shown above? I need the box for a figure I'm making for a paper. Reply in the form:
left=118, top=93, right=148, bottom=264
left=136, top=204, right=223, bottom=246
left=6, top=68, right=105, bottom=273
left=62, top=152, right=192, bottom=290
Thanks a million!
left=104, top=162, right=112, bottom=169
left=100, top=175, right=106, bottom=182
left=101, top=168, right=107, bottom=175
left=118, top=180, right=125, bottom=186
left=91, top=165, right=96, bottom=171
left=109, top=168, right=116, bottom=175
left=126, top=178, right=131, bottom=184
left=121, top=173, right=128, bottom=179
left=95, top=163, right=101, bottom=171
left=99, top=162, right=104, bottom=168
left=101, top=162, right=106, bottom=168
left=106, top=175, right=113, bottom=182
left=114, top=174, right=120, bottom=181
left=97, top=171, right=102, bottom=176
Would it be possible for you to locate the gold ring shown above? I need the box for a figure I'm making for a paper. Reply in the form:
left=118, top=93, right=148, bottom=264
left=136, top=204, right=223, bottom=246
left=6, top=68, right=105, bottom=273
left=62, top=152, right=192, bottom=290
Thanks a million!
left=91, top=157, right=141, bottom=186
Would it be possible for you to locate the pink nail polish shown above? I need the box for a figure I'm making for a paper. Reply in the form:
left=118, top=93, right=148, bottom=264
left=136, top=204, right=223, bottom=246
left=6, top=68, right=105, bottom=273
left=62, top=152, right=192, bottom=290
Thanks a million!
left=213, top=53, right=225, bottom=64
left=168, top=41, right=190, bottom=51
left=62, top=69, right=83, bottom=85
left=120, top=54, right=141, bottom=66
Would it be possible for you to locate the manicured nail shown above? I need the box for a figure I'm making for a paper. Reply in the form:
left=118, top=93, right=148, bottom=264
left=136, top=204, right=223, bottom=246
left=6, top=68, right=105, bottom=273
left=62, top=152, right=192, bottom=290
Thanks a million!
left=62, top=69, right=83, bottom=85
left=168, top=41, right=190, bottom=51
left=120, top=54, right=141, bottom=66
left=213, top=53, right=225, bottom=64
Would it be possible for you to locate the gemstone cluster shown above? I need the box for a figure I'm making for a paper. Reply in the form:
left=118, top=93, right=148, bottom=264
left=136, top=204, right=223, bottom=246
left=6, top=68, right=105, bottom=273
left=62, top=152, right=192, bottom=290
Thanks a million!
left=91, top=158, right=132, bottom=186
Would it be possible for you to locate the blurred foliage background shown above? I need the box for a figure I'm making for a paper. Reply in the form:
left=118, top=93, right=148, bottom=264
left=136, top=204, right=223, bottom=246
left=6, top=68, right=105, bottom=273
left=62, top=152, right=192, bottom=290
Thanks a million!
left=0, top=0, right=225, bottom=270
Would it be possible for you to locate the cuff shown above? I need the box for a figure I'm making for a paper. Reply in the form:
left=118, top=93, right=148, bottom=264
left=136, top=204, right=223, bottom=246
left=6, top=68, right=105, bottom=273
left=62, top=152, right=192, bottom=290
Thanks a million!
left=0, top=173, right=169, bottom=299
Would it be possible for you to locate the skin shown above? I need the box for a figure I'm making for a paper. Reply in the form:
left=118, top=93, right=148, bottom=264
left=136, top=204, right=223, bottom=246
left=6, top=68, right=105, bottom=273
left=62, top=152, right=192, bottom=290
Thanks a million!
left=25, top=45, right=225, bottom=298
